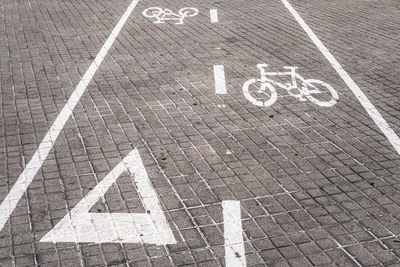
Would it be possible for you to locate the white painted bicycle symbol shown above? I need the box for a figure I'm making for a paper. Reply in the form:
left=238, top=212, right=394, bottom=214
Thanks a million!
left=142, top=7, right=199, bottom=25
left=243, top=64, right=339, bottom=107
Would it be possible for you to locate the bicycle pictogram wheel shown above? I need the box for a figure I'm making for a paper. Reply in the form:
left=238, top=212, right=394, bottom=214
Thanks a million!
left=178, top=7, right=199, bottom=17
left=243, top=79, right=278, bottom=107
left=302, top=79, right=339, bottom=107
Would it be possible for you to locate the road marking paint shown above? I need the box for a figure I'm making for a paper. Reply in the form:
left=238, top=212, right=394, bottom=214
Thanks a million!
left=243, top=64, right=338, bottom=107
left=142, top=7, right=199, bottom=25
left=214, top=65, right=227, bottom=94
left=282, top=0, right=400, bottom=156
left=0, top=0, right=140, bottom=231
left=223, top=200, right=246, bottom=267
left=210, top=9, right=218, bottom=23
left=41, top=149, right=176, bottom=244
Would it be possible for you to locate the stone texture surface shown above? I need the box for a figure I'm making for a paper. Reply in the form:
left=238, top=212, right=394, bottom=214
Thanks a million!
left=1, top=0, right=400, bottom=266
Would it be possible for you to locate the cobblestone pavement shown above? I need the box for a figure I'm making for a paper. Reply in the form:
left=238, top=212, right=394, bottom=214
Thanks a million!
left=1, top=0, right=400, bottom=266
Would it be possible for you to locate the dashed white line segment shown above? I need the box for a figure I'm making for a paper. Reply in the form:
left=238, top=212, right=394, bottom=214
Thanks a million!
left=210, top=9, right=219, bottom=23
left=223, top=200, right=246, bottom=267
left=214, top=65, right=227, bottom=94
left=282, top=0, right=400, bottom=156
left=0, top=0, right=141, bottom=231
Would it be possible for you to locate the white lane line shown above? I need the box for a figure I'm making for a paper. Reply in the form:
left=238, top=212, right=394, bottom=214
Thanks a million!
left=214, top=65, right=227, bottom=94
left=210, top=9, right=219, bottom=23
left=282, top=0, right=400, bottom=156
left=0, top=0, right=140, bottom=231
left=223, top=200, right=246, bottom=267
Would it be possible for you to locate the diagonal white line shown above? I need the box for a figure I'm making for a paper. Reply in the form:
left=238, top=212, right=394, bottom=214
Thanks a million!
left=0, top=0, right=140, bottom=231
left=281, top=0, right=400, bottom=156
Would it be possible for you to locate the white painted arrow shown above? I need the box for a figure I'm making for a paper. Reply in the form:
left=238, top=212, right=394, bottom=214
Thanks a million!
left=41, top=149, right=176, bottom=245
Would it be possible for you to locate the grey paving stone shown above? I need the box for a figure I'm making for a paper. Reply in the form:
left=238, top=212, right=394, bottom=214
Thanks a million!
left=1, top=0, right=400, bottom=265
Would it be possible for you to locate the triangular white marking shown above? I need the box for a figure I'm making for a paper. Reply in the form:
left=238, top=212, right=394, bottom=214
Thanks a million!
left=41, top=149, right=176, bottom=244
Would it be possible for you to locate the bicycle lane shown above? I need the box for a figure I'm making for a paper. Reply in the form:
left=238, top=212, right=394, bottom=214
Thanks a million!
left=221, top=1, right=400, bottom=265
left=0, top=0, right=255, bottom=266
left=211, top=0, right=400, bottom=265
left=2, top=0, right=400, bottom=266
left=0, top=0, right=145, bottom=265
left=58, top=0, right=400, bottom=266
left=70, top=0, right=400, bottom=265
left=147, top=0, right=400, bottom=265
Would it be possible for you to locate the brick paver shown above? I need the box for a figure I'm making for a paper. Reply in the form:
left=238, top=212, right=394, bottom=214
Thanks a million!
left=1, top=0, right=400, bottom=266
